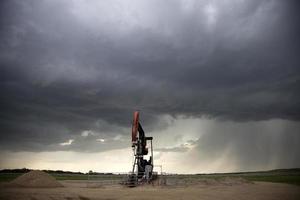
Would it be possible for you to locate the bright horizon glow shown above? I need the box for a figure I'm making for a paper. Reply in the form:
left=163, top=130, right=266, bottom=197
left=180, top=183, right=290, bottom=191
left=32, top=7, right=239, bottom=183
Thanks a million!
left=1, top=118, right=299, bottom=174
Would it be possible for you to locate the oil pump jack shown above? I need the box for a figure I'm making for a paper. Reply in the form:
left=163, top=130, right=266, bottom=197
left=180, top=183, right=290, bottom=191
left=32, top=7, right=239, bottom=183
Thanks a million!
left=126, top=111, right=154, bottom=186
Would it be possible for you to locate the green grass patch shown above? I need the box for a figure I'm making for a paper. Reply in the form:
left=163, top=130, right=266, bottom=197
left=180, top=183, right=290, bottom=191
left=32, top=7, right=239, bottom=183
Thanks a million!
left=165, top=174, right=300, bottom=186
left=1, top=170, right=299, bottom=186
left=0, top=173, right=124, bottom=182
left=0, top=173, right=24, bottom=182
left=243, top=175, right=300, bottom=186
left=53, top=174, right=124, bottom=181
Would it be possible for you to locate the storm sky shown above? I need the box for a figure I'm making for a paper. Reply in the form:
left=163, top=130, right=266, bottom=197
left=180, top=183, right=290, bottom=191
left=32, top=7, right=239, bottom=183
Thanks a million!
left=0, top=0, right=299, bottom=173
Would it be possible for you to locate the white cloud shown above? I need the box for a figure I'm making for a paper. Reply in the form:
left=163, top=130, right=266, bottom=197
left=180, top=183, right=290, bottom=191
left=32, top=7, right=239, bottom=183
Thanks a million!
left=81, top=130, right=95, bottom=137
left=96, top=138, right=105, bottom=143
left=59, top=139, right=74, bottom=146
left=113, top=134, right=122, bottom=141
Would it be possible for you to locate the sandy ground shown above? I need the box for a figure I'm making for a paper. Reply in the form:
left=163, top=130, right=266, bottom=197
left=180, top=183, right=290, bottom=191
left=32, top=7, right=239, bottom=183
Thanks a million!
left=0, top=180, right=300, bottom=200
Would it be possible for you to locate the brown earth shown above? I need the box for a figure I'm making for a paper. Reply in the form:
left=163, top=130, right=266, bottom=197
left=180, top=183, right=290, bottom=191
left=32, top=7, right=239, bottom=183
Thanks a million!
left=159, top=176, right=252, bottom=187
left=3, top=170, right=63, bottom=188
left=0, top=179, right=299, bottom=200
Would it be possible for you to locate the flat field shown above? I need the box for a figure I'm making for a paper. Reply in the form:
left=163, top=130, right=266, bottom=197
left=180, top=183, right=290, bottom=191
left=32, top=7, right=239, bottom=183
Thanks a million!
left=0, top=169, right=300, bottom=200
left=1, top=168, right=300, bottom=185
left=1, top=179, right=300, bottom=200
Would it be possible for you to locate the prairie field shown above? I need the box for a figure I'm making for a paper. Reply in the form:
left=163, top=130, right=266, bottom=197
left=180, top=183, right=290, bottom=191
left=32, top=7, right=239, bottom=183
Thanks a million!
left=0, top=169, right=300, bottom=200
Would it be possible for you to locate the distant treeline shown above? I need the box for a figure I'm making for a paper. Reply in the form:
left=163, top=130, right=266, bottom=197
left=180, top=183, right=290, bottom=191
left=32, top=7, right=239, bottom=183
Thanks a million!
left=1, top=168, right=300, bottom=176
left=0, top=168, right=113, bottom=175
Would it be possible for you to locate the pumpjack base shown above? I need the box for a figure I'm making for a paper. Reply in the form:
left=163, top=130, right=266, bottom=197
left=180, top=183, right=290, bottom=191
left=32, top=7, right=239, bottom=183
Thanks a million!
left=125, top=173, right=137, bottom=187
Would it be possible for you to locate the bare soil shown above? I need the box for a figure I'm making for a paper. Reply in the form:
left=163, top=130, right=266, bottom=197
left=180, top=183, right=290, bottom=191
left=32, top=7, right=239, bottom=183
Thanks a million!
left=3, top=170, right=63, bottom=188
left=1, top=179, right=299, bottom=200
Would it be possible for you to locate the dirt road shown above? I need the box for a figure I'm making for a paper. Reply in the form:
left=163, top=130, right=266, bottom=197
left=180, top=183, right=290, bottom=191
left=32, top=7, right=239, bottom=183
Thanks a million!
left=0, top=181, right=299, bottom=200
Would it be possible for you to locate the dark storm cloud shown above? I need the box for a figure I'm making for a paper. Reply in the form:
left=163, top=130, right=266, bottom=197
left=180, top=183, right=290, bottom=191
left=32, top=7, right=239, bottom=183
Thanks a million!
left=0, top=0, right=299, bottom=153
left=194, top=120, right=300, bottom=170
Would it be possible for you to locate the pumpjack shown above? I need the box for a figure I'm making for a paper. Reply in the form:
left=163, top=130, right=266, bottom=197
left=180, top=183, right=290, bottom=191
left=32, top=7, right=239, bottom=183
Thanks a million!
left=126, top=111, right=154, bottom=186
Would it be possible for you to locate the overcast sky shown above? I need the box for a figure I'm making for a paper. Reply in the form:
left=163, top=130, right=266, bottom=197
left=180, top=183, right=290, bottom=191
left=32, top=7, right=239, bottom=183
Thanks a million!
left=0, top=0, right=299, bottom=173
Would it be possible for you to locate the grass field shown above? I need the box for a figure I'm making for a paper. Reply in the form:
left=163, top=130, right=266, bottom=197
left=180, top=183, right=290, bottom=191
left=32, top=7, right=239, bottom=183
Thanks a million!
left=0, top=172, right=125, bottom=183
left=0, top=173, right=23, bottom=182
left=164, top=174, right=300, bottom=186
left=242, top=175, right=300, bottom=186
left=1, top=169, right=300, bottom=186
